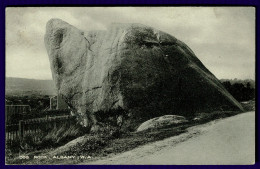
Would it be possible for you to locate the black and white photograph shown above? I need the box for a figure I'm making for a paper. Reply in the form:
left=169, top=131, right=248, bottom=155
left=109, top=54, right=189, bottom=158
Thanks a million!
left=5, top=7, right=255, bottom=165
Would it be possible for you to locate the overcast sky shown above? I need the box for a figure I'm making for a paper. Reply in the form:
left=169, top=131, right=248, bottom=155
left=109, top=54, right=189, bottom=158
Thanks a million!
left=6, top=7, right=255, bottom=80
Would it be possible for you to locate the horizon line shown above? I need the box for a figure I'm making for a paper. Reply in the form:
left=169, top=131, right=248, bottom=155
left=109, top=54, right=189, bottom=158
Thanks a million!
left=5, top=76, right=255, bottom=81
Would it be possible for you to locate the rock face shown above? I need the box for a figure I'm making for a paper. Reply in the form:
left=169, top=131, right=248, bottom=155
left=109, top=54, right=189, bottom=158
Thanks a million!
left=45, top=18, right=243, bottom=129
left=136, top=115, right=188, bottom=132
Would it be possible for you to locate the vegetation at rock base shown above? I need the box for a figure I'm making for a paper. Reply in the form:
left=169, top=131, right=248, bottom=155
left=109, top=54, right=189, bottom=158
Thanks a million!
left=6, top=120, right=85, bottom=164
left=6, top=100, right=254, bottom=165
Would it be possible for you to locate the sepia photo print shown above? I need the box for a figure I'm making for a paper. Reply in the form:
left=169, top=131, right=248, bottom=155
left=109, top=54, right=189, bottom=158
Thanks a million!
left=5, top=7, right=255, bottom=165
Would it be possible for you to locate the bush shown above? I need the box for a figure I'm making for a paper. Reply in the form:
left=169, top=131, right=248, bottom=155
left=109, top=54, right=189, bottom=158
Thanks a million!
left=57, top=124, right=122, bottom=157
left=42, top=122, right=84, bottom=147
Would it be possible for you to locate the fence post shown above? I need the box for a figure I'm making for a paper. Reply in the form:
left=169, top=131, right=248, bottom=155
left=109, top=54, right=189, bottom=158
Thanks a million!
left=19, top=120, right=24, bottom=140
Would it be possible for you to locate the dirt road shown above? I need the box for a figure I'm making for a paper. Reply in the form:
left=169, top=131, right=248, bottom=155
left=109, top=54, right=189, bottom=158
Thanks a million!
left=86, top=111, right=255, bottom=165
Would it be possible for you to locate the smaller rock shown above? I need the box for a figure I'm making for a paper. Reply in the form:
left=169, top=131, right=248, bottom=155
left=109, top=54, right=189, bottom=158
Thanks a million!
left=136, top=115, right=188, bottom=132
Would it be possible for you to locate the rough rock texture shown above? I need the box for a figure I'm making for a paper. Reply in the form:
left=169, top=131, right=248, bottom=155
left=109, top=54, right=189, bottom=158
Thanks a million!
left=136, top=115, right=188, bottom=132
left=44, top=18, right=243, bottom=130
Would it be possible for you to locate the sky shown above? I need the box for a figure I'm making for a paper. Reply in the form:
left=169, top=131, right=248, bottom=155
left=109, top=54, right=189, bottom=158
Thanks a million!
left=6, top=7, right=255, bottom=80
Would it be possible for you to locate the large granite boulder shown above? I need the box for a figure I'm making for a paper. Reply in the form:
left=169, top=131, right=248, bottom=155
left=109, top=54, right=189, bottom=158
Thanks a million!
left=44, top=18, right=243, bottom=130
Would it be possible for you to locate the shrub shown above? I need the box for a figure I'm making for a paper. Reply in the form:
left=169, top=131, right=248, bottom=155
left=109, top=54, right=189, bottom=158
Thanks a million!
left=7, top=119, right=85, bottom=153
left=57, top=124, right=122, bottom=157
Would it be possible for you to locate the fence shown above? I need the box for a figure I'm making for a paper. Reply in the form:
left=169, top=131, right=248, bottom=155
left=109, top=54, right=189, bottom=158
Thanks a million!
left=5, top=124, right=19, bottom=145
left=6, top=115, right=76, bottom=146
left=5, top=105, right=31, bottom=124
left=5, top=105, right=31, bottom=114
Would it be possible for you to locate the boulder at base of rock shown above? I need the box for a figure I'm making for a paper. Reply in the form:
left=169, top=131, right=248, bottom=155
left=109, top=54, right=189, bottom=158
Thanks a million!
left=136, top=115, right=188, bottom=132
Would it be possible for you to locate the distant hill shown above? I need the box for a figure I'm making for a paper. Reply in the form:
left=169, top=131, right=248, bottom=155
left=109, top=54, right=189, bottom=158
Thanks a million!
left=5, top=77, right=57, bottom=96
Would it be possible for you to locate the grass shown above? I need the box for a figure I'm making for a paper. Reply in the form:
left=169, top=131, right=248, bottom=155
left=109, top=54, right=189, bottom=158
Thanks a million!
left=6, top=100, right=254, bottom=165
left=5, top=118, right=85, bottom=164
